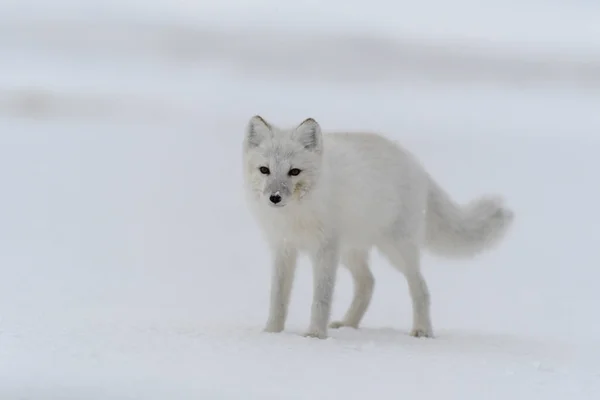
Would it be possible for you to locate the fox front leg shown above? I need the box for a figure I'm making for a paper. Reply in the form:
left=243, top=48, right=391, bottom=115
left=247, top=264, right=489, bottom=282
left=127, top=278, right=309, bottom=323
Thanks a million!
left=264, top=246, right=297, bottom=333
left=304, top=239, right=339, bottom=339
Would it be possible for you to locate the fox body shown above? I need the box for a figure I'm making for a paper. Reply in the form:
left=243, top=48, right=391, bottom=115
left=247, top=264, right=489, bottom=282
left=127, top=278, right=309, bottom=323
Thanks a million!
left=242, top=116, right=513, bottom=339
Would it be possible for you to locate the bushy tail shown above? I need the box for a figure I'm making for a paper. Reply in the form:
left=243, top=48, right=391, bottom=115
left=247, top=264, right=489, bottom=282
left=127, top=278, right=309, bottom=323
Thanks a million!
left=425, top=177, right=514, bottom=258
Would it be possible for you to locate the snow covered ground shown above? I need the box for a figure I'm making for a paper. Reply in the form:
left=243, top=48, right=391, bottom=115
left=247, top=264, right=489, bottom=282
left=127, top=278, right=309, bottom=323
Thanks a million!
left=1, top=1, right=600, bottom=399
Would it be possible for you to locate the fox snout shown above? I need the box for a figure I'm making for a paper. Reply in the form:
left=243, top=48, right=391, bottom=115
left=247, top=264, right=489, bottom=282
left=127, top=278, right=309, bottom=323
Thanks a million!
left=264, top=180, right=291, bottom=207
left=269, top=193, right=282, bottom=204
left=265, top=189, right=288, bottom=207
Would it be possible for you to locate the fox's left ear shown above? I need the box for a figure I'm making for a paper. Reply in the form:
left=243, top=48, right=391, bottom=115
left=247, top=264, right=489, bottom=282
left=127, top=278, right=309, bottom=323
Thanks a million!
left=294, top=118, right=322, bottom=152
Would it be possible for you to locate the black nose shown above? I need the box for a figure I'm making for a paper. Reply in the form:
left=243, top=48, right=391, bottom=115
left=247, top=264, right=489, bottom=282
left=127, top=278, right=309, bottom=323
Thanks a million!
left=269, top=194, right=282, bottom=204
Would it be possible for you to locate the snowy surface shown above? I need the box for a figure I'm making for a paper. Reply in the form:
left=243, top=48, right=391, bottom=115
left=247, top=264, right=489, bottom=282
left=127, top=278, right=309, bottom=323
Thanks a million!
left=1, top=1, right=600, bottom=399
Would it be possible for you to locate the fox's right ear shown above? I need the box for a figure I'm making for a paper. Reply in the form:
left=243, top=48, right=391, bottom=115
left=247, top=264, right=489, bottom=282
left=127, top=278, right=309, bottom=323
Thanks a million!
left=245, top=115, right=272, bottom=148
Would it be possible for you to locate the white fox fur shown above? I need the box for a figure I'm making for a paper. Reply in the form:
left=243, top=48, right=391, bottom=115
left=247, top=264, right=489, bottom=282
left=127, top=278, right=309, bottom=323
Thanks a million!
left=242, top=115, right=514, bottom=339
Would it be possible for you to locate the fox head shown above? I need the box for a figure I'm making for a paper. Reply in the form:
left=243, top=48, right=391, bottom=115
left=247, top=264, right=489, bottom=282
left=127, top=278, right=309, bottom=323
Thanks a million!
left=243, top=115, right=323, bottom=208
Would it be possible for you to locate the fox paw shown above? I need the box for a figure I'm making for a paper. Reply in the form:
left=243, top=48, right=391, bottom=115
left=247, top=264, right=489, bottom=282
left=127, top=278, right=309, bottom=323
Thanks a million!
left=263, top=322, right=284, bottom=334
left=302, top=330, right=327, bottom=339
left=410, top=327, right=433, bottom=338
left=329, top=321, right=358, bottom=329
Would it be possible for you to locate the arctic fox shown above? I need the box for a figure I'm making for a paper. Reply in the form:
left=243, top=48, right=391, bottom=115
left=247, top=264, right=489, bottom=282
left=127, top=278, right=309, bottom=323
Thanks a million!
left=242, top=115, right=513, bottom=339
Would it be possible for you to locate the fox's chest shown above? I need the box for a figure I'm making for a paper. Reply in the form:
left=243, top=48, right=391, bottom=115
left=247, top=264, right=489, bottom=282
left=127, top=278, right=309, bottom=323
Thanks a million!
left=265, top=211, right=327, bottom=251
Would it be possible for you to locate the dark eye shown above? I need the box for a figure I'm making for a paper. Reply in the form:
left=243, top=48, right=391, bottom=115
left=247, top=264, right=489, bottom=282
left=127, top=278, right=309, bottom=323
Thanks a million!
left=288, top=168, right=301, bottom=176
left=259, top=166, right=270, bottom=175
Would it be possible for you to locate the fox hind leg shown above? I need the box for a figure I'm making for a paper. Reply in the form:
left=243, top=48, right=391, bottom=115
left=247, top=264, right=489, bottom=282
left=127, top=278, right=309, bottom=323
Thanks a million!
left=377, top=239, right=433, bottom=338
left=330, top=248, right=374, bottom=329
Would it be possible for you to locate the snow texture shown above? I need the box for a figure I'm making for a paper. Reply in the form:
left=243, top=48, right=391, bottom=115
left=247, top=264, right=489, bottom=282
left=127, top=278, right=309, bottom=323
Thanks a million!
left=1, top=1, right=599, bottom=399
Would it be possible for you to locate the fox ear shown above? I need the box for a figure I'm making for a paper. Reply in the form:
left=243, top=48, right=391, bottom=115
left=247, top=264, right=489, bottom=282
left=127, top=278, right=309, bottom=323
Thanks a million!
left=294, top=118, right=322, bottom=152
left=245, top=115, right=272, bottom=148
